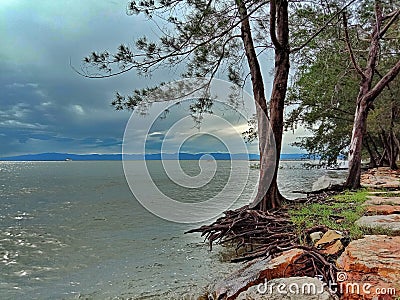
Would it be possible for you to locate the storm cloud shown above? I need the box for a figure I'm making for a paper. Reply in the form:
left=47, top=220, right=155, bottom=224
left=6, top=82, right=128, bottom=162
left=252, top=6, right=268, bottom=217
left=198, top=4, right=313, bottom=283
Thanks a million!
left=0, top=0, right=303, bottom=157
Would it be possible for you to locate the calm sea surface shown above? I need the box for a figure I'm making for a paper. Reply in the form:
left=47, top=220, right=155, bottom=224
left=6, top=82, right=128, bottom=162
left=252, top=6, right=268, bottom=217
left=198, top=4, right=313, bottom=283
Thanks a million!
left=0, top=161, right=345, bottom=299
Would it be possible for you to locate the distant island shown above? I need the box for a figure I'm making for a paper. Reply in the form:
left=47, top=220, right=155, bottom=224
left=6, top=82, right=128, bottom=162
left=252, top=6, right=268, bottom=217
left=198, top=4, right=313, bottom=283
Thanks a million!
left=0, top=152, right=309, bottom=161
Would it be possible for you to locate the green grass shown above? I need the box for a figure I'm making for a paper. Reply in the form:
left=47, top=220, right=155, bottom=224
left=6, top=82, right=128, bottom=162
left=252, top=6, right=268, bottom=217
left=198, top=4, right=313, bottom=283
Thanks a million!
left=288, top=190, right=369, bottom=240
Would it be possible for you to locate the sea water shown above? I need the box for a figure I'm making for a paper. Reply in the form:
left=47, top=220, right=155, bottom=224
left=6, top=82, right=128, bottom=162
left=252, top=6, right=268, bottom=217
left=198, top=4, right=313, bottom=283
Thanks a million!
left=0, top=161, right=345, bottom=299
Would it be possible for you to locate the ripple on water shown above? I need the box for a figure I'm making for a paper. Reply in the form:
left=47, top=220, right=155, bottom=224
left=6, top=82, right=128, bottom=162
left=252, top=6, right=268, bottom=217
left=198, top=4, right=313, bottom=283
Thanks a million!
left=0, top=226, right=65, bottom=291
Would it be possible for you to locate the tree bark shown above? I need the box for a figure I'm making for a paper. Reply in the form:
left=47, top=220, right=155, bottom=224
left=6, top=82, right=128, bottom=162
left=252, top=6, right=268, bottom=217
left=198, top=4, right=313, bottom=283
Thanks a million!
left=345, top=99, right=369, bottom=189
left=388, top=131, right=399, bottom=170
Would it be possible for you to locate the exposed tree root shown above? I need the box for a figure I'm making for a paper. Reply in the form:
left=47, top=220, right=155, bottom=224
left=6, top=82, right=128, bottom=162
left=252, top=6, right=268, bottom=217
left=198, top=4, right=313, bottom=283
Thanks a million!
left=290, top=246, right=338, bottom=285
left=185, top=189, right=342, bottom=290
left=186, top=205, right=298, bottom=256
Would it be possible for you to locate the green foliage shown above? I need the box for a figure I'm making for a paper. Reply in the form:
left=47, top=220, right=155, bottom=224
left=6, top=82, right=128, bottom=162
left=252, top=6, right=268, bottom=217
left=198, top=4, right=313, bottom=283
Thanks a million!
left=286, top=47, right=358, bottom=165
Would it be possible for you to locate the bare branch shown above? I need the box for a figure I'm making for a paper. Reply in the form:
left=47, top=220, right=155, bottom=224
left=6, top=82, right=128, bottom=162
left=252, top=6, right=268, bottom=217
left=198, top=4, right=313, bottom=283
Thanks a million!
left=365, top=59, right=400, bottom=103
left=70, top=58, right=136, bottom=79
left=269, top=0, right=282, bottom=49
left=379, top=8, right=400, bottom=38
left=342, top=12, right=366, bottom=79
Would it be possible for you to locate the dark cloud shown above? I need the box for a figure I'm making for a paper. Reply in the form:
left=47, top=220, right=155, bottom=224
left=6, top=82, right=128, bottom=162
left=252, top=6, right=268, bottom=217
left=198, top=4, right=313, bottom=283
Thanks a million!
left=0, top=1, right=302, bottom=157
left=0, top=1, right=168, bottom=156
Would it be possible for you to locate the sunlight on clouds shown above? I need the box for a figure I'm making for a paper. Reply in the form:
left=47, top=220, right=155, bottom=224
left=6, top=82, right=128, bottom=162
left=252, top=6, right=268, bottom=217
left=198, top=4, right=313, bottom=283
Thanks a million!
left=0, top=120, right=47, bottom=129
left=148, top=131, right=164, bottom=136
left=70, top=104, right=85, bottom=115
left=40, top=101, right=52, bottom=107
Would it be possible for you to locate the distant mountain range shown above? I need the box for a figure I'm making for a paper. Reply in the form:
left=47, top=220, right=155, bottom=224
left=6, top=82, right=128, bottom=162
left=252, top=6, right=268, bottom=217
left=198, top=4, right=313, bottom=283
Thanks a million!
left=0, top=152, right=308, bottom=161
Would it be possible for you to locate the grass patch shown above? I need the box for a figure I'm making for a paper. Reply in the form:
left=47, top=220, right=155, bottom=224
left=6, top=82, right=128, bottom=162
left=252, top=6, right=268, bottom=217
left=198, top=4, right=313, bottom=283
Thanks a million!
left=288, top=190, right=369, bottom=240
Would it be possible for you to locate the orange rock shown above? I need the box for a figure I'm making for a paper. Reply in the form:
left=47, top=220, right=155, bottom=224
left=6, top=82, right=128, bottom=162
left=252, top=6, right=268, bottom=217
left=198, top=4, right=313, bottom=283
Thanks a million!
left=364, top=197, right=400, bottom=206
left=211, top=249, right=305, bottom=300
left=336, top=235, right=400, bottom=300
left=315, top=230, right=342, bottom=248
left=366, top=205, right=400, bottom=215
left=320, top=240, right=344, bottom=255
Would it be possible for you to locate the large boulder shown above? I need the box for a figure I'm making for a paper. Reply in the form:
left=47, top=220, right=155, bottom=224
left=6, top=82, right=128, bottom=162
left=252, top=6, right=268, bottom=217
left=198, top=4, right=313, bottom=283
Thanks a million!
left=336, top=235, right=400, bottom=300
left=312, top=175, right=344, bottom=191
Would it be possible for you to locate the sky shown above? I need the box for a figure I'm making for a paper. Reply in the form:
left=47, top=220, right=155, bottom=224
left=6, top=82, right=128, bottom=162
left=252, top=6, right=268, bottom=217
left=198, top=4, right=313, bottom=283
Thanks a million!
left=1, top=0, right=306, bottom=157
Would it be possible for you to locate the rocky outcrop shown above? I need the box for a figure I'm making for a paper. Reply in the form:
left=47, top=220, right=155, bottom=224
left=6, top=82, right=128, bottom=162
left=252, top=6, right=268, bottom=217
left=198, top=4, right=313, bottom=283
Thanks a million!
left=210, top=249, right=305, bottom=300
left=236, top=276, right=337, bottom=300
left=336, top=235, right=400, bottom=300
left=364, top=196, right=400, bottom=205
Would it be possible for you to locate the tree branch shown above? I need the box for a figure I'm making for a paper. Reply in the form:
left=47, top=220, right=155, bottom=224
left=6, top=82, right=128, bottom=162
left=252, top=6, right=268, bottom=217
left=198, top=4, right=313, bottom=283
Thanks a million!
left=365, top=59, right=400, bottom=103
left=379, top=8, right=400, bottom=38
left=291, top=0, right=358, bottom=53
left=342, top=12, right=366, bottom=79
left=269, top=0, right=282, bottom=49
left=76, top=1, right=269, bottom=79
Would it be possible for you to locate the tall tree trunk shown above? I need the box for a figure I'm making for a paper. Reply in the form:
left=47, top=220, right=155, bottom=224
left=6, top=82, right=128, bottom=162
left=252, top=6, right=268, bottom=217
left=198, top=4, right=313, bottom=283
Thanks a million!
left=387, top=129, right=399, bottom=170
left=389, top=102, right=399, bottom=170
left=368, top=132, right=383, bottom=161
left=236, top=0, right=283, bottom=210
left=237, top=0, right=289, bottom=210
left=260, top=0, right=290, bottom=209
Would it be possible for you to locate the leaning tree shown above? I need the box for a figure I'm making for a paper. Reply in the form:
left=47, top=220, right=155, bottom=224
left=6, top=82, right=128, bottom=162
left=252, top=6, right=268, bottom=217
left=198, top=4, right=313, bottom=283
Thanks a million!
left=343, top=0, right=400, bottom=188
left=286, top=0, right=400, bottom=183
left=79, top=0, right=293, bottom=210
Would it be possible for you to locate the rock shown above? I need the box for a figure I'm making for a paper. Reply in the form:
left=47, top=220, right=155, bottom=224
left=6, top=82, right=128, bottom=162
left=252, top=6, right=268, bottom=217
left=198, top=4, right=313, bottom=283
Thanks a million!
left=211, top=249, right=305, bottom=300
left=365, top=205, right=400, bottom=215
left=314, top=230, right=344, bottom=256
left=321, top=240, right=344, bottom=256
left=310, top=232, right=323, bottom=244
left=315, top=230, right=342, bottom=247
left=336, top=235, right=400, bottom=300
left=364, top=196, right=400, bottom=206
left=236, top=276, right=337, bottom=300
left=355, top=214, right=400, bottom=232
left=312, top=175, right=344, bottom=191
left=361, top=167, right=400, bottom=188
